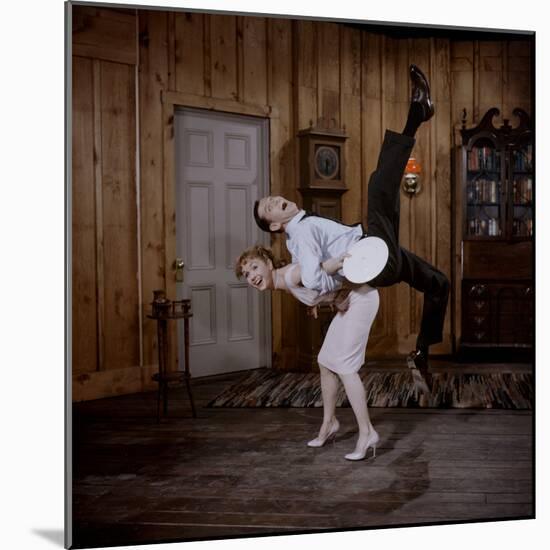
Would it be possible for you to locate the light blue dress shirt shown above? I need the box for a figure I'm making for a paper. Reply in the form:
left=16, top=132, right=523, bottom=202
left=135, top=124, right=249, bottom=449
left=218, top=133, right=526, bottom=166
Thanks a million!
left=285, top=210, right=364, bottom=295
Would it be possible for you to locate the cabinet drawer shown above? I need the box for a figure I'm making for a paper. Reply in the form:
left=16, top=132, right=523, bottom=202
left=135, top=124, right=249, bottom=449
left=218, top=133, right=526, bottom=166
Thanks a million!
left=465, top=299, right=490, bottom=315
left=462, top=324, right=491, bottom=344
left=468, top=313, right=490, bottom=328
left=461, top=280, right=533, bottom=347
left=463, top=282, right=490, bottom=315
left=462, top=241, right=532, bottom=279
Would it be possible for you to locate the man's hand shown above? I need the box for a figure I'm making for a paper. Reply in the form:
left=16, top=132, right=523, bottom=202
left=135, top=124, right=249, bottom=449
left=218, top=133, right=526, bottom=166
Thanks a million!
left=307, top=305, right=319, bottom=319
left=321, top=253, right=351, bottom=275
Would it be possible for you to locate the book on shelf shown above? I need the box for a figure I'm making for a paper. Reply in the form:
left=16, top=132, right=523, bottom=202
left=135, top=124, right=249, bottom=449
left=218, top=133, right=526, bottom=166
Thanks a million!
left=468, top=146, right=497, bottom=171
left=513, top=144, right=533, bottom=171
left=513, top=176, right=533, bottom=204
left=467, top=178, right=499, bottom=203
left=513, top=218, right=533, bottom=237
left=468, top=217, right=500, bottom=236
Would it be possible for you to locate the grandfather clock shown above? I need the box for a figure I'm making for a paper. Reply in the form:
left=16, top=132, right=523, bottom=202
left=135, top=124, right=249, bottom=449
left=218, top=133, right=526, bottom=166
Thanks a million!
left=296, top=126, right=349, bottom=371
left=297, top=126, right=348, bottom=217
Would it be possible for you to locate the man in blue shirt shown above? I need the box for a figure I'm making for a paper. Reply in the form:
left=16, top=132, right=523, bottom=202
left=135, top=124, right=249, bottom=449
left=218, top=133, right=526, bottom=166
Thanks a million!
left=253, top=65, right=450, bottom=387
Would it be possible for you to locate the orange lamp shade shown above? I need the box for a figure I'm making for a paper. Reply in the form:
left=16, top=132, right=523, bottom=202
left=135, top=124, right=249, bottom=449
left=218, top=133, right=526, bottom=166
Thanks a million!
left=405, top=157, right=422, bottom=174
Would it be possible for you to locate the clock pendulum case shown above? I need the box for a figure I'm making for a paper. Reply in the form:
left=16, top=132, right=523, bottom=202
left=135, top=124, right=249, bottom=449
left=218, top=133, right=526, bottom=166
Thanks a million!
left=296, top=126, right=349, bottom=371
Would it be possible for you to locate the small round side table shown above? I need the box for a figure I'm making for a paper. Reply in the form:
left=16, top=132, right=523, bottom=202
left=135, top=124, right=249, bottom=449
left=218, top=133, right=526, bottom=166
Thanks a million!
left=147, top=292, right=196, bottom=422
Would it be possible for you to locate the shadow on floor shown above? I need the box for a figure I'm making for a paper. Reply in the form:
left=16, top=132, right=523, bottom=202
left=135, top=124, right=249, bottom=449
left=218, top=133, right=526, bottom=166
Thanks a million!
left=32, top=529, right=65, bottom=547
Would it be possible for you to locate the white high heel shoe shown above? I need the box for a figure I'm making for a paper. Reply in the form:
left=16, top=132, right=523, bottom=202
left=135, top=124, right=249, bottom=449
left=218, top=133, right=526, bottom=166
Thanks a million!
left=307, top=418, right=340, bottom=447
left=344, top=429, right=379, bottom=460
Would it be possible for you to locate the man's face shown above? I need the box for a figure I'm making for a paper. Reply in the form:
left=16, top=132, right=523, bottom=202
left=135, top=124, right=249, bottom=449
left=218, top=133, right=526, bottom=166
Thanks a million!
left=240, top=257, right=273, bottom=291
left=257, top=196, right=299, bottom=232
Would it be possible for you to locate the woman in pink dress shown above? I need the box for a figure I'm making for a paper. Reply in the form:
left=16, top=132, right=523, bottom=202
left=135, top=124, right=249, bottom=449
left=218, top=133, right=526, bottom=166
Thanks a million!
left=235, top=245, right=380, bottom=461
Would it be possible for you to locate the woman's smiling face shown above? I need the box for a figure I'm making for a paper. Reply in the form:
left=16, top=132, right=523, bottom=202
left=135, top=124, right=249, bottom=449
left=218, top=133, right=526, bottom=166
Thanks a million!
left=240, top=257, right=274, bottom=291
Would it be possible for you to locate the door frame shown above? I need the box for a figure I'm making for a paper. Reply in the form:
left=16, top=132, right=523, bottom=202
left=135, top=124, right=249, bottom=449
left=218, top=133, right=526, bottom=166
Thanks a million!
left=162, top=91, right=274, bottom=373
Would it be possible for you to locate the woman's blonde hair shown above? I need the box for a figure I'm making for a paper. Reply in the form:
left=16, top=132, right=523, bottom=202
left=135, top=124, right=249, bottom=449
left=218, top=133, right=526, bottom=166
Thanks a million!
left=234, top=245, right=286, bottom=279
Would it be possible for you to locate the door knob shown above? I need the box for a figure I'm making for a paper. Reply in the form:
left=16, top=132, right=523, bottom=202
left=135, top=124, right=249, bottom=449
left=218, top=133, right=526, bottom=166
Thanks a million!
left=174, top=258, right=185, bottom=282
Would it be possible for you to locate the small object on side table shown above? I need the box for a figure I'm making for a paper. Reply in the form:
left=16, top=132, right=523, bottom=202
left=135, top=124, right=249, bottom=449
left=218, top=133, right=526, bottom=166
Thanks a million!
left=148, top=291, right=196, bottom=422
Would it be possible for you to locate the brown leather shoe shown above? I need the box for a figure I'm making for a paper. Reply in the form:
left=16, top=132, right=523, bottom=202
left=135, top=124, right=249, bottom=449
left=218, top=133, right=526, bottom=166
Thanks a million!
left=410, top=64, right=435, bottom=122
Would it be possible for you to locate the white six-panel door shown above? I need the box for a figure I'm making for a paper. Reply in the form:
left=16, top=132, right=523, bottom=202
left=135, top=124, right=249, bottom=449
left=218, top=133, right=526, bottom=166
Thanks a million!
left=174, top=109, right=271, bottom=377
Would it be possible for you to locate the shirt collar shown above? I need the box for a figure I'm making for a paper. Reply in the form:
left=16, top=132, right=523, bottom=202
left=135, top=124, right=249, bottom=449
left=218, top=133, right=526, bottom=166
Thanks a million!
left=285, top=210, right=306, bottom=237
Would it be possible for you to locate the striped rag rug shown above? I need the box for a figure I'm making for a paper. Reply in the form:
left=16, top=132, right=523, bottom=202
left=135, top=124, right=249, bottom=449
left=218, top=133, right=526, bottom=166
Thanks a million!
left=206, top=368, right=533, bottom=409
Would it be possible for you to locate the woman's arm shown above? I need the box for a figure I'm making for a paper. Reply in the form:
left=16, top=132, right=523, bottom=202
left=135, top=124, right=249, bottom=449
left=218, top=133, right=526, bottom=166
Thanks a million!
left=287, top=263, right=351, bottom=313
left=286, top=263, right=303, bottom=287
left=291, top=257, right=353, bottom=286
left=283, top=264, right=327, bottom=309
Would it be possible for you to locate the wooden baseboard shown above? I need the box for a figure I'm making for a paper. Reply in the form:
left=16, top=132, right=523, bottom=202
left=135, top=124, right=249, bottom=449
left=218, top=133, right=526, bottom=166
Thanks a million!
left=72, top=365, right=159, bottom=402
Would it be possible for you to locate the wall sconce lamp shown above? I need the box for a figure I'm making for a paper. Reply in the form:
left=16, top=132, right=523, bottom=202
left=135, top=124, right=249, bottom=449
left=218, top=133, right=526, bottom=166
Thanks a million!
left=402, top=157, right=422, bottom=195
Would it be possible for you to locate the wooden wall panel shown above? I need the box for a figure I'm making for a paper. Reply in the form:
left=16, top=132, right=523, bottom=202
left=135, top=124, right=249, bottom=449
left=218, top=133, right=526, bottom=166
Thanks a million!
left=267, top=18, right=295, bottom=368
left=93, top=60, right=106, bottom=371
left=431, top=38, right=453, bottom=353
left=162, top=99, right=178, bottom=374
left=139, top=10, right=169, bottom=368
left=451, top=39, right=532, bottom=131
left=450, top=41, right=475, bottom=128
left=271, top=20, right=299, bottom=362
left=73, top=6, right=137, bottom=65
left=318, top=22, right=340, bottom=128
left=242, top=17, right=268, bottom=106
left=506, top=40, right=532, bottom=117
left=294, top=20, right=318, bottom=128
left=478, top=41, right=504, bottom=124
left=72, top=6, right=143, bottom=400
left=210, top=15, right=238, bottom=100
left=340, top=26, right=362, bottom=225
left=72, top=56, right=98, bottom=374
left=174, top=12, right=205, bottom=96
left=283, top=19, right=319, bottom=361
left=100, top=60, right=140, bottom=371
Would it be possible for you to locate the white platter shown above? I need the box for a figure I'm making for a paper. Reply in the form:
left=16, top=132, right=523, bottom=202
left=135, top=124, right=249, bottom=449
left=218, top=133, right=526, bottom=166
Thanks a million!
left=342, top=237, right=389, bottom=284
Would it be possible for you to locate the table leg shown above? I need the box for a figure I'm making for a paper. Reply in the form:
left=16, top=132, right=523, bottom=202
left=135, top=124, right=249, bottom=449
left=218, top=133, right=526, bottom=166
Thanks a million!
left=156, top=319, right=165, bottom=423
left=161, top=319, right=169, bottom=417
left=183, top=314, right=197, bottom=418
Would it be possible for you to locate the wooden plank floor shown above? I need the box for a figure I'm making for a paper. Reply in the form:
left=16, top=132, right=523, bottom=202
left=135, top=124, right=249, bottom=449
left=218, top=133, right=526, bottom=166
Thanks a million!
left=72, top=364, right=533, bottom=548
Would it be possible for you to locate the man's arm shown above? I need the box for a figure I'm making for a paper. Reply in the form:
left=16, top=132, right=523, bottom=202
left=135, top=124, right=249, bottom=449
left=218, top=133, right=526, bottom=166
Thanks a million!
left=321, top=253, right=350, bottom=275
left=296, top=228, right=343, bottom=294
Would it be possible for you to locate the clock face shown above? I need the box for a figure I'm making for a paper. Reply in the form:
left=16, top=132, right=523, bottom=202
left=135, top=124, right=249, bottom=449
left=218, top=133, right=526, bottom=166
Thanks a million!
left=314, top=145, right=340, bottom=180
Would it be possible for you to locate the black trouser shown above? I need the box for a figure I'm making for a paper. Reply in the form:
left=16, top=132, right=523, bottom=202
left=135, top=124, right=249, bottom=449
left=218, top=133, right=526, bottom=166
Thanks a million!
left=366, top=130, right=450, bottom=351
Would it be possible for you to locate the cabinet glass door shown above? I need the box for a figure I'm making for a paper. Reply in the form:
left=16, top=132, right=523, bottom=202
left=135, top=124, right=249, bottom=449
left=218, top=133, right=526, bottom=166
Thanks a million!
left=466, top=143, right=502, bottom=238
left=510, top=143, right=533, bottom=238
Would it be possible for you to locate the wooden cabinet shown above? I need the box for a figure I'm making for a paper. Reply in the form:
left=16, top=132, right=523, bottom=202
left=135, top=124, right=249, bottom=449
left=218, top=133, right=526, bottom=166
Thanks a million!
left=454, top=108, right=533, bottom=355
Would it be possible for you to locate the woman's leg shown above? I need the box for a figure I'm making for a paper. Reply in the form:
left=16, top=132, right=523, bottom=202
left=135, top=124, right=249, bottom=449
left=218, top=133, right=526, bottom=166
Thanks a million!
left=318, top=364, right=339, bottom=434
left=307, top=364, right=340, bottom=446
left=339, top=372, right=374, bottom=438
left=339, top=371, right=379, bottom=459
